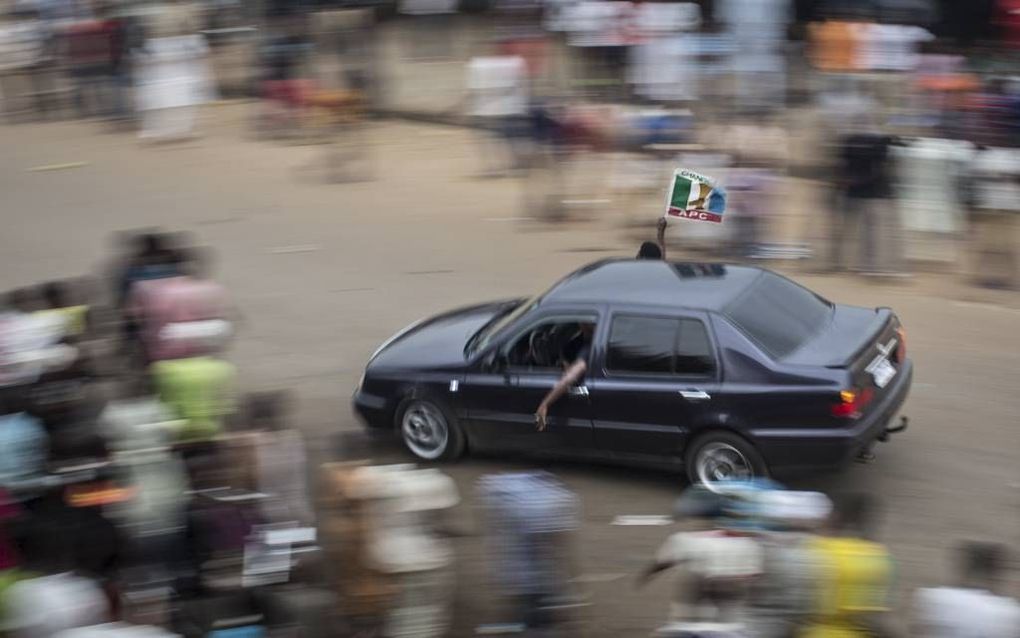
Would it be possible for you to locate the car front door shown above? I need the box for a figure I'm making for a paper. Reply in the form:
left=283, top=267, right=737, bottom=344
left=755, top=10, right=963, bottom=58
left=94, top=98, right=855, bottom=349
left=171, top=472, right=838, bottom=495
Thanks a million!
left=460, top=310, right=599, bottom=454
left=588, top=311, right=721, bottom=459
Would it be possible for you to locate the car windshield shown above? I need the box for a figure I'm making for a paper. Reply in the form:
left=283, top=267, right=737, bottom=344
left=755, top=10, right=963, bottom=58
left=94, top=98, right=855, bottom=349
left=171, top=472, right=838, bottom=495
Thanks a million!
left=723, top=272, right=833, bottom=358
left=466, top=294, right=542, bottom=356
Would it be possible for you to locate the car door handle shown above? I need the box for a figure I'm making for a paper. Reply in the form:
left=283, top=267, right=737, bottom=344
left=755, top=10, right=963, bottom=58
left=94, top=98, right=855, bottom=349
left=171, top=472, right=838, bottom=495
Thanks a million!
left=568, top=385, right=589, bottom=397
left=679, top=389, right=710, bottom=400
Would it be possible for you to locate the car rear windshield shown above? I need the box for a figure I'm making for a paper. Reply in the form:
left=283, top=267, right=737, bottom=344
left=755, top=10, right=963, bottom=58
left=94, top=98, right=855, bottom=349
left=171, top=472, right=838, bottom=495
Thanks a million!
left=723, top=273, right=833, bottom=358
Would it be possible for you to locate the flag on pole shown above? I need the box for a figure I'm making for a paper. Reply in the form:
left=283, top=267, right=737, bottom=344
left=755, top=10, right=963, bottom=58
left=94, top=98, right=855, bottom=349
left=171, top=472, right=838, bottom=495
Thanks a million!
left=665, top=168, right=726, bottom=223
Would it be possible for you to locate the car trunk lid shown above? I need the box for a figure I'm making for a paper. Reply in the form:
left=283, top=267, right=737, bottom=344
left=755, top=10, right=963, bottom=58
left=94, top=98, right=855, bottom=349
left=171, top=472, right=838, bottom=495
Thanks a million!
left=844, top=309, right=904, bottom=406
left=786, top=304, right=904, bottom=416
left=783, top=304, right=895, bottom=369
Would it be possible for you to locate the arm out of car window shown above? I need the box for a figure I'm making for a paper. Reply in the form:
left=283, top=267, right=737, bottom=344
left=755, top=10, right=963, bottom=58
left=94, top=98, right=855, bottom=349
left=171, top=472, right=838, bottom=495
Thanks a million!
left=535, top=359, right=587, bottom=431
left=657, top=217, right=667, bottom=260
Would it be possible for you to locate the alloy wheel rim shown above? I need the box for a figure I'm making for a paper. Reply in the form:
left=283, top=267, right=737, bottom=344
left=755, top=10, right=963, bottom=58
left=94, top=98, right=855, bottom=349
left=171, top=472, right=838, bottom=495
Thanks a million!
left=401, top=401, right=449, bottom=460
left=696, top=442, right=753, bottom=491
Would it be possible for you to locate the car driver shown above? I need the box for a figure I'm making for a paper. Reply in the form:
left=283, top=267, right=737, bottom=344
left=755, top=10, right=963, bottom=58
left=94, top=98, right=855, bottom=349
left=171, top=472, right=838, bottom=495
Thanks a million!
left=535, top=322, right=594, bottom=431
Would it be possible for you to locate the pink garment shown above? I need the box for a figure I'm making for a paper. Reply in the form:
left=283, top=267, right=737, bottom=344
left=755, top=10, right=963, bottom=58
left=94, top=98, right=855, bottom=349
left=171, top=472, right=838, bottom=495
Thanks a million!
left=998, top=0, right=1020, bottom=49
left=129, top=276, right=228, bottom=361
left=0, top=488, right=22, bottom=569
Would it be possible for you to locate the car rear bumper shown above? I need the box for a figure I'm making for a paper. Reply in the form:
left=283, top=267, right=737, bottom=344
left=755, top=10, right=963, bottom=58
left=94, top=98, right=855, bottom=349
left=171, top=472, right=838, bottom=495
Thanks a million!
left=352, top=389, right=391, bottom=430
left=751, top=359, right=913, bottom=475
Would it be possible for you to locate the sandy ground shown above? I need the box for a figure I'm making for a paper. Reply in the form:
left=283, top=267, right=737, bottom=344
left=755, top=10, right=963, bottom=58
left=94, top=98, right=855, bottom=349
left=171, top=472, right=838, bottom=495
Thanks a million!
left=2, top=105, right=1019, bottom=635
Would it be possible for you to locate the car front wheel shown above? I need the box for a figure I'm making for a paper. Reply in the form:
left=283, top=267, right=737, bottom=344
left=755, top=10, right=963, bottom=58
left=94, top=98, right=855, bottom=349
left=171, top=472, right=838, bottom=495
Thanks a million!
left=397, top=398, right=465, bottom=462
left=685, top=431, right=767, bottom=492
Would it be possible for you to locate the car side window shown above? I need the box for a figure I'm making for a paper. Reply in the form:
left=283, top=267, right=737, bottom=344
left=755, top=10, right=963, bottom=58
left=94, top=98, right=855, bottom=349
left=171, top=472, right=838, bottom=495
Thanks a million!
left=505, top=317, right=596, bottom=371
left=676, top=319, right=715, bottom=376
left=606, top=316, right=678, bottom=375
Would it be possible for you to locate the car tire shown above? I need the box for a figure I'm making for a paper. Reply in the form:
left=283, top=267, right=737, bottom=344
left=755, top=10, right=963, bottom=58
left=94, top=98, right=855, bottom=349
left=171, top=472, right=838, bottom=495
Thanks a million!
left=684, top=430, right=767, bottom=491
left=395, top=397, right=465, bottom=462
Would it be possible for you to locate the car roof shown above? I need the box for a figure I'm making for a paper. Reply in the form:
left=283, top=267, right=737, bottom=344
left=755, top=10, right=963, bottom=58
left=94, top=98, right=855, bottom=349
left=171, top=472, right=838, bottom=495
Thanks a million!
left=541, top=259, right=764, bottom=312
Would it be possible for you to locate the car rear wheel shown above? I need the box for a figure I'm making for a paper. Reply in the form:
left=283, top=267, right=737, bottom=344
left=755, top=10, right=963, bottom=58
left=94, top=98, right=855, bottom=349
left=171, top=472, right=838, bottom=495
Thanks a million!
left=685, top=431, right=767, bottom=492
left=397, top=398, right=465, bottom=462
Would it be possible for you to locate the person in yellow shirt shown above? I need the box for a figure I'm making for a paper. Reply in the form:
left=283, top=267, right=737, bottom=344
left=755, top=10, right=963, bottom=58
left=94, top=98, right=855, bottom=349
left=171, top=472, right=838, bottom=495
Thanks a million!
left=150, top=356, right=236, bottom=441
left=801, top=494, right=893, bottom=638
left=34, top=281, right=90, bottom=338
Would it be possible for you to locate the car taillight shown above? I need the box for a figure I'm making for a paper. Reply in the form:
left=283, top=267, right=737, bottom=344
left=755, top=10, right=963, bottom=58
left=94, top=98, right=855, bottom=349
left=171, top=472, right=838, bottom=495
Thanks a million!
left=895, top=327, right=906, bottom=363
left=831, top=387, right=874, bottom=418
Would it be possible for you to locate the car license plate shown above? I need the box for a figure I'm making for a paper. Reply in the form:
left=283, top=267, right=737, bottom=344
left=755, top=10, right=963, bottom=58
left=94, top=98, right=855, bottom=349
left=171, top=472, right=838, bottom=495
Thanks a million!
left=870, top=359, right=896, bottom=388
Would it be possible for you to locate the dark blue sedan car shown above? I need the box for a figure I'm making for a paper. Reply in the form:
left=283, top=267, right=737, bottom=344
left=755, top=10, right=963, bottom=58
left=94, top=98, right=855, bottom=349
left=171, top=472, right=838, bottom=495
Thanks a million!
left=354, top=260, right=911, bottom=489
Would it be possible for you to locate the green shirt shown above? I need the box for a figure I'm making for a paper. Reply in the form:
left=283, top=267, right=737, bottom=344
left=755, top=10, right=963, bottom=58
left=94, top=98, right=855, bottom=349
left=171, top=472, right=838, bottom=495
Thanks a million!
left=151, top=357, right=236, bottom=441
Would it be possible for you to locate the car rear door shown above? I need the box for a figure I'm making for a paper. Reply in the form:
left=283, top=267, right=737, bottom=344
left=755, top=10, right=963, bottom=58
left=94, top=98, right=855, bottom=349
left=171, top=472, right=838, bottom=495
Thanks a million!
left=588, top=310, right=721, bottom=459
left=460, top=309, right=598, bottom=453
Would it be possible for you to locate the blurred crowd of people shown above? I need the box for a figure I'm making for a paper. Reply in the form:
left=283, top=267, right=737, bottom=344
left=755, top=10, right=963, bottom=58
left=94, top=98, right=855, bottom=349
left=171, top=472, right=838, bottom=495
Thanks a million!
left=455, top=0, right=1019, bottom=284
left=2, top=0, right=1018, bottom=284
left=0, top=229, right=467, bottom=638
left=0, top=0, right=220, bottom=140
left=637, top=482, right=1020, bottom=638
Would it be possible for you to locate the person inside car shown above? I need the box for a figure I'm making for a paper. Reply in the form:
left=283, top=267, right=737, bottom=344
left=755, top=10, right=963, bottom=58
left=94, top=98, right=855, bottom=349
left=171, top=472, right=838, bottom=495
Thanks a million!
left=637, top=218, right=668, bottom=260
left=534, top=321, right=594, bottom=431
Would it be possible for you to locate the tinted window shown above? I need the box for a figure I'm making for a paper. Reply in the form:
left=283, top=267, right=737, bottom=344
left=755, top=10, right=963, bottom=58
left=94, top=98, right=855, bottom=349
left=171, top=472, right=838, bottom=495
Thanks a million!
left=724, top=273, right=832, bottom=358
left=607, top=316, right=678, bottom=374
left=676, top=319, right=714, bottom=375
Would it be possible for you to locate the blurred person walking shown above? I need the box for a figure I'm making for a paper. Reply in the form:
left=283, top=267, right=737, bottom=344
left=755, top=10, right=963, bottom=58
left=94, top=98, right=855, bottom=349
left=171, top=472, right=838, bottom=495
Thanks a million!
left=965, top=145, right=1020, bottom=289
left=319, top=462, right=397, bottom=636
left=97, top=370, right=183, bottom=516
left=3, top=524, right=110, bottom=638
left=0, top=392, right=51, bottom=504
left=127, top=247, right=233, bottom=365
left=36, top=280, right=91, bottom=339
left=63, top=4, right=122, bottom=119
left=807, top=12, right=861, bottom=77
left=638, top=485, right=763, bottom=631
left=135, top=0, right=215, bottom=141
left=727, top=162, right=778, bottom=259
left=256, top=12, right=313, bottom=138
left=0, top=7, right=57, bottom=121
left=464, top=50, right=530, bottom=178
left=478, top=472, right=580, bottom=632
left=111, top=231, right=185, bottom=309
left=150, top=354, right=235, bottom=441
left=228, top=391, right=313, bottom=527
left=892, top=137, right=974, bottom=251
left=101, top=2, right=136, bottom=124
left=110, top=231, right=186, bottom=364
left=358, top=465, right=459, bottom=638
left=829, top=126, right=904, bottom=276
left=626, top=2, right=701, bottom=103
left=800, top=494, right=892, bottom=638
left=97, top=376, right=189, bottom=625
left=912, top=542, right=1020, bottom=638
left=743, top=489, right=831, bottom=638
left=1, top=289, right=78, bottom=391
left=716, top=0, right=791, bottom=114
